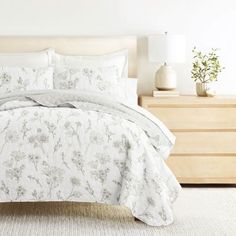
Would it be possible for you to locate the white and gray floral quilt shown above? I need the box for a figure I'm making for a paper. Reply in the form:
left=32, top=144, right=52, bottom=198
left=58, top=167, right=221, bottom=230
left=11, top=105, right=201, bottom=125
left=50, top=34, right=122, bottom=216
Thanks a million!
left=0, top=90, right=181, bottom=226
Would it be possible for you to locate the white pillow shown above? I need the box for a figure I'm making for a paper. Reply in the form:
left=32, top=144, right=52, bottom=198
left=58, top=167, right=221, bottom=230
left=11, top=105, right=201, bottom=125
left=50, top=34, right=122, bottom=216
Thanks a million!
left=54, top=65, right=125, bottom=98
left=126, top=78, right=138, bottom=105
left=53, top=50, right=128, bottom=98
left=52, top=50, right=128, bottom=79
left=0, top=49, right=53, bottom=68
left=0, top=66, right=53, bottom=94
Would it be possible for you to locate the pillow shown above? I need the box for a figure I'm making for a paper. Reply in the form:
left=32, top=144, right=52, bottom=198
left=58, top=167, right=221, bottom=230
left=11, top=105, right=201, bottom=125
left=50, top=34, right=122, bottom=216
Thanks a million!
left=52, top=50, right=128, bottom=78
left=0, top=49, right=53, bottom=68
left=0, top=66, right=53, bottom=94
left=54, top=65, right=125, bottom=98
left=53, top=50, right=128, bottom=98
left=126, top=78, right=138, bottom=105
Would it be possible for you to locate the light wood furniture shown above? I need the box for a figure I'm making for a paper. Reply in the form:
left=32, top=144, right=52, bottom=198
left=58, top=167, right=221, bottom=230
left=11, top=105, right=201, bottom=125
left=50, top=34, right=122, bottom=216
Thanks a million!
left=139, top=95, right=236, bottom=184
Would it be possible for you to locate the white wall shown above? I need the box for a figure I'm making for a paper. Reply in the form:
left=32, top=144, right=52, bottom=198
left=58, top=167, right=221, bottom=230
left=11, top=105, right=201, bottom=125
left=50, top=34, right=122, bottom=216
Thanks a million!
left=0, top=0, right=236, bottom=95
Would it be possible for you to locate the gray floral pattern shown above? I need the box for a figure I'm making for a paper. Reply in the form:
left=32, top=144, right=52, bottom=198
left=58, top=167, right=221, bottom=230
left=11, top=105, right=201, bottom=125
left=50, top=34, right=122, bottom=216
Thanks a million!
left=0, top=66, right=53, bottom=94
left=54, top=66, right=126, bottom=98
left=0, top=91, right=180, bottom=227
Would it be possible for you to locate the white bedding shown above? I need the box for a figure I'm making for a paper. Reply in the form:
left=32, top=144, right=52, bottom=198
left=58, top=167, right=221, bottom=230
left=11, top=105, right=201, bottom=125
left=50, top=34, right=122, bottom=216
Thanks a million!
left=0, top=66, right=53, bottom=93
left=53, top=50, right=129, bottom=99
left=0, top=90, right=180, bottom=226
left=126, top=78, right=138, bottom=104
left=0, top=49, right=53, bottom=68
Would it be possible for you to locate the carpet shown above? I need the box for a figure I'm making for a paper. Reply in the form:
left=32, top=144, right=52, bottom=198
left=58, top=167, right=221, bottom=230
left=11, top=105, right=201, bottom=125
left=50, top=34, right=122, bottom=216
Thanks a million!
left=0, top=188, right=235, bottom=236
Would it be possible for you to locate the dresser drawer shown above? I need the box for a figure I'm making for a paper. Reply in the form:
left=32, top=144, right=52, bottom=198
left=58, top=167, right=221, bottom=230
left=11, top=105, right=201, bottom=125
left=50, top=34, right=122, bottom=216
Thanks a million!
left=166, top=155, right=236, bottom=183
left=172, top=132, right=236, bottom=155
left=140, top=95, right=236, bottom=183
left=148, top=108, right=236, bottom=131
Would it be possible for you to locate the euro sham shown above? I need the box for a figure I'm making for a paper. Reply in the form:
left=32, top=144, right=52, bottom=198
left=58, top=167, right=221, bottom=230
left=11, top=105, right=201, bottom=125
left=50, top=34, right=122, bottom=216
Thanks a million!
left=0, top=49, right=53, bottom=68
left=52, top=50, right=128, bottom=78
left=53, top=50, right=128, bottom=98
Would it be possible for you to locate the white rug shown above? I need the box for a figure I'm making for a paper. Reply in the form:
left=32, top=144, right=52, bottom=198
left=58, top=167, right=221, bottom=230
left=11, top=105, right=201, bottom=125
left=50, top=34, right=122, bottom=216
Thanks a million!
left=0, top=188, right=235, bottom=236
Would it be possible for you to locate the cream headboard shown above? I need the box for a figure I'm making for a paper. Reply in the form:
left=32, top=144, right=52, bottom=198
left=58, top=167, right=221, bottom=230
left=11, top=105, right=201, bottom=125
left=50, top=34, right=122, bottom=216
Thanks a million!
left=0, top=36, right=137, bottom=77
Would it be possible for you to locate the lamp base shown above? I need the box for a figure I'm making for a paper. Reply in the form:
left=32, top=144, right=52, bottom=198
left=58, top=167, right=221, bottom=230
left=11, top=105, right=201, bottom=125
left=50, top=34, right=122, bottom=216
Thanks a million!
left=155, top=65, right=177, bottom=90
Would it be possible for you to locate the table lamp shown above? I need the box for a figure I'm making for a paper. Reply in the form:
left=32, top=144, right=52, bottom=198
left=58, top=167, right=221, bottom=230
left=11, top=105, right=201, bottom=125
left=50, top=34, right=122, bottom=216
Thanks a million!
left=148, top=33, right=186, bottom=90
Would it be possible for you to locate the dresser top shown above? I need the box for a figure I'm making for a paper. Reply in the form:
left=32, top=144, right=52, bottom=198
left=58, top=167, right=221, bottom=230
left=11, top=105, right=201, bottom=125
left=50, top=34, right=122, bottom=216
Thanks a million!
left=139, top=95, right=236, bottom=107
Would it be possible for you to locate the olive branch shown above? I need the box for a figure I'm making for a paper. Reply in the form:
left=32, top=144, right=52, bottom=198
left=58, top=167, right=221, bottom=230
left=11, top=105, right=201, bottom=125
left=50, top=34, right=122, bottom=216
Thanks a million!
left=191, top=47, right=224, bottom=83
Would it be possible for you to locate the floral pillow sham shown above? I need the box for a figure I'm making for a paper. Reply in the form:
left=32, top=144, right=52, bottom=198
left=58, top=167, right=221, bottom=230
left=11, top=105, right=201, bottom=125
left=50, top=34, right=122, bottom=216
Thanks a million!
left=0, top=66, right=53, bottom=94
left=52, top=50, right=128, bottom=98
left=52, top=50, right=128, bottom=79
left=54, top=65, right=126, bottom=98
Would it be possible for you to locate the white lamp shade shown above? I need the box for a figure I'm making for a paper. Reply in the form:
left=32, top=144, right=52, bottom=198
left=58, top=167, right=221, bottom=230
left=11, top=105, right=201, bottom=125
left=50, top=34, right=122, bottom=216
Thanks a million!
left=148, top=34, right=186, bottom=63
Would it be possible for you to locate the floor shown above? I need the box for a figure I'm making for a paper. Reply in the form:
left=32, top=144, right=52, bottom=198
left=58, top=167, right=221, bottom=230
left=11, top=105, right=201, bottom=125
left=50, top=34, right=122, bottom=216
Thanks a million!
left=0, top=187, right=235, bottom=236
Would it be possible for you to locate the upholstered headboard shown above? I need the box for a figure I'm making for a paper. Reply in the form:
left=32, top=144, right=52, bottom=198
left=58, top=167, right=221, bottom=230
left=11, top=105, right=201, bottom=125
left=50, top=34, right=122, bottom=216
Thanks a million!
left=0, top=36, right=137, bottom=77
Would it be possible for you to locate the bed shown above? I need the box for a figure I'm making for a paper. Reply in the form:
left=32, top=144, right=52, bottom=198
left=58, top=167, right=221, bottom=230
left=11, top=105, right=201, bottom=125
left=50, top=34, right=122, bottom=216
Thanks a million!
left=0, top=37, right=180, bottom=227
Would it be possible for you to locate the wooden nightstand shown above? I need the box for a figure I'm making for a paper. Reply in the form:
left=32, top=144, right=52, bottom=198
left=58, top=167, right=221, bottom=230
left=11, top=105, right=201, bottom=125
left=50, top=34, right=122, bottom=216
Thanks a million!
left=139, top=95, right=236, bottom=184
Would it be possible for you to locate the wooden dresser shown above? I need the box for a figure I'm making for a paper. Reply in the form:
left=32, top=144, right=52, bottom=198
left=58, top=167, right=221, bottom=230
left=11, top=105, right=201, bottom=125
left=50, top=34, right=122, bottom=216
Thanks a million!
left=139, top=95, right=236, bottom=184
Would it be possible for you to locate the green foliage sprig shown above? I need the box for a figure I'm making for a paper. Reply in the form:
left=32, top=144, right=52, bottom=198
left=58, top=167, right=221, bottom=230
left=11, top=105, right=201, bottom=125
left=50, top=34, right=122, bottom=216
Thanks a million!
left=191, top=47, right=224, bottom=83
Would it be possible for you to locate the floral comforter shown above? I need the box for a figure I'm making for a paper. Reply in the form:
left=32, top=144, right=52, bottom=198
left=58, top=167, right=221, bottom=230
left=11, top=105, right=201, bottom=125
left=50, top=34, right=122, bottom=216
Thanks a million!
left=0, top=90, right=180, bottom=226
